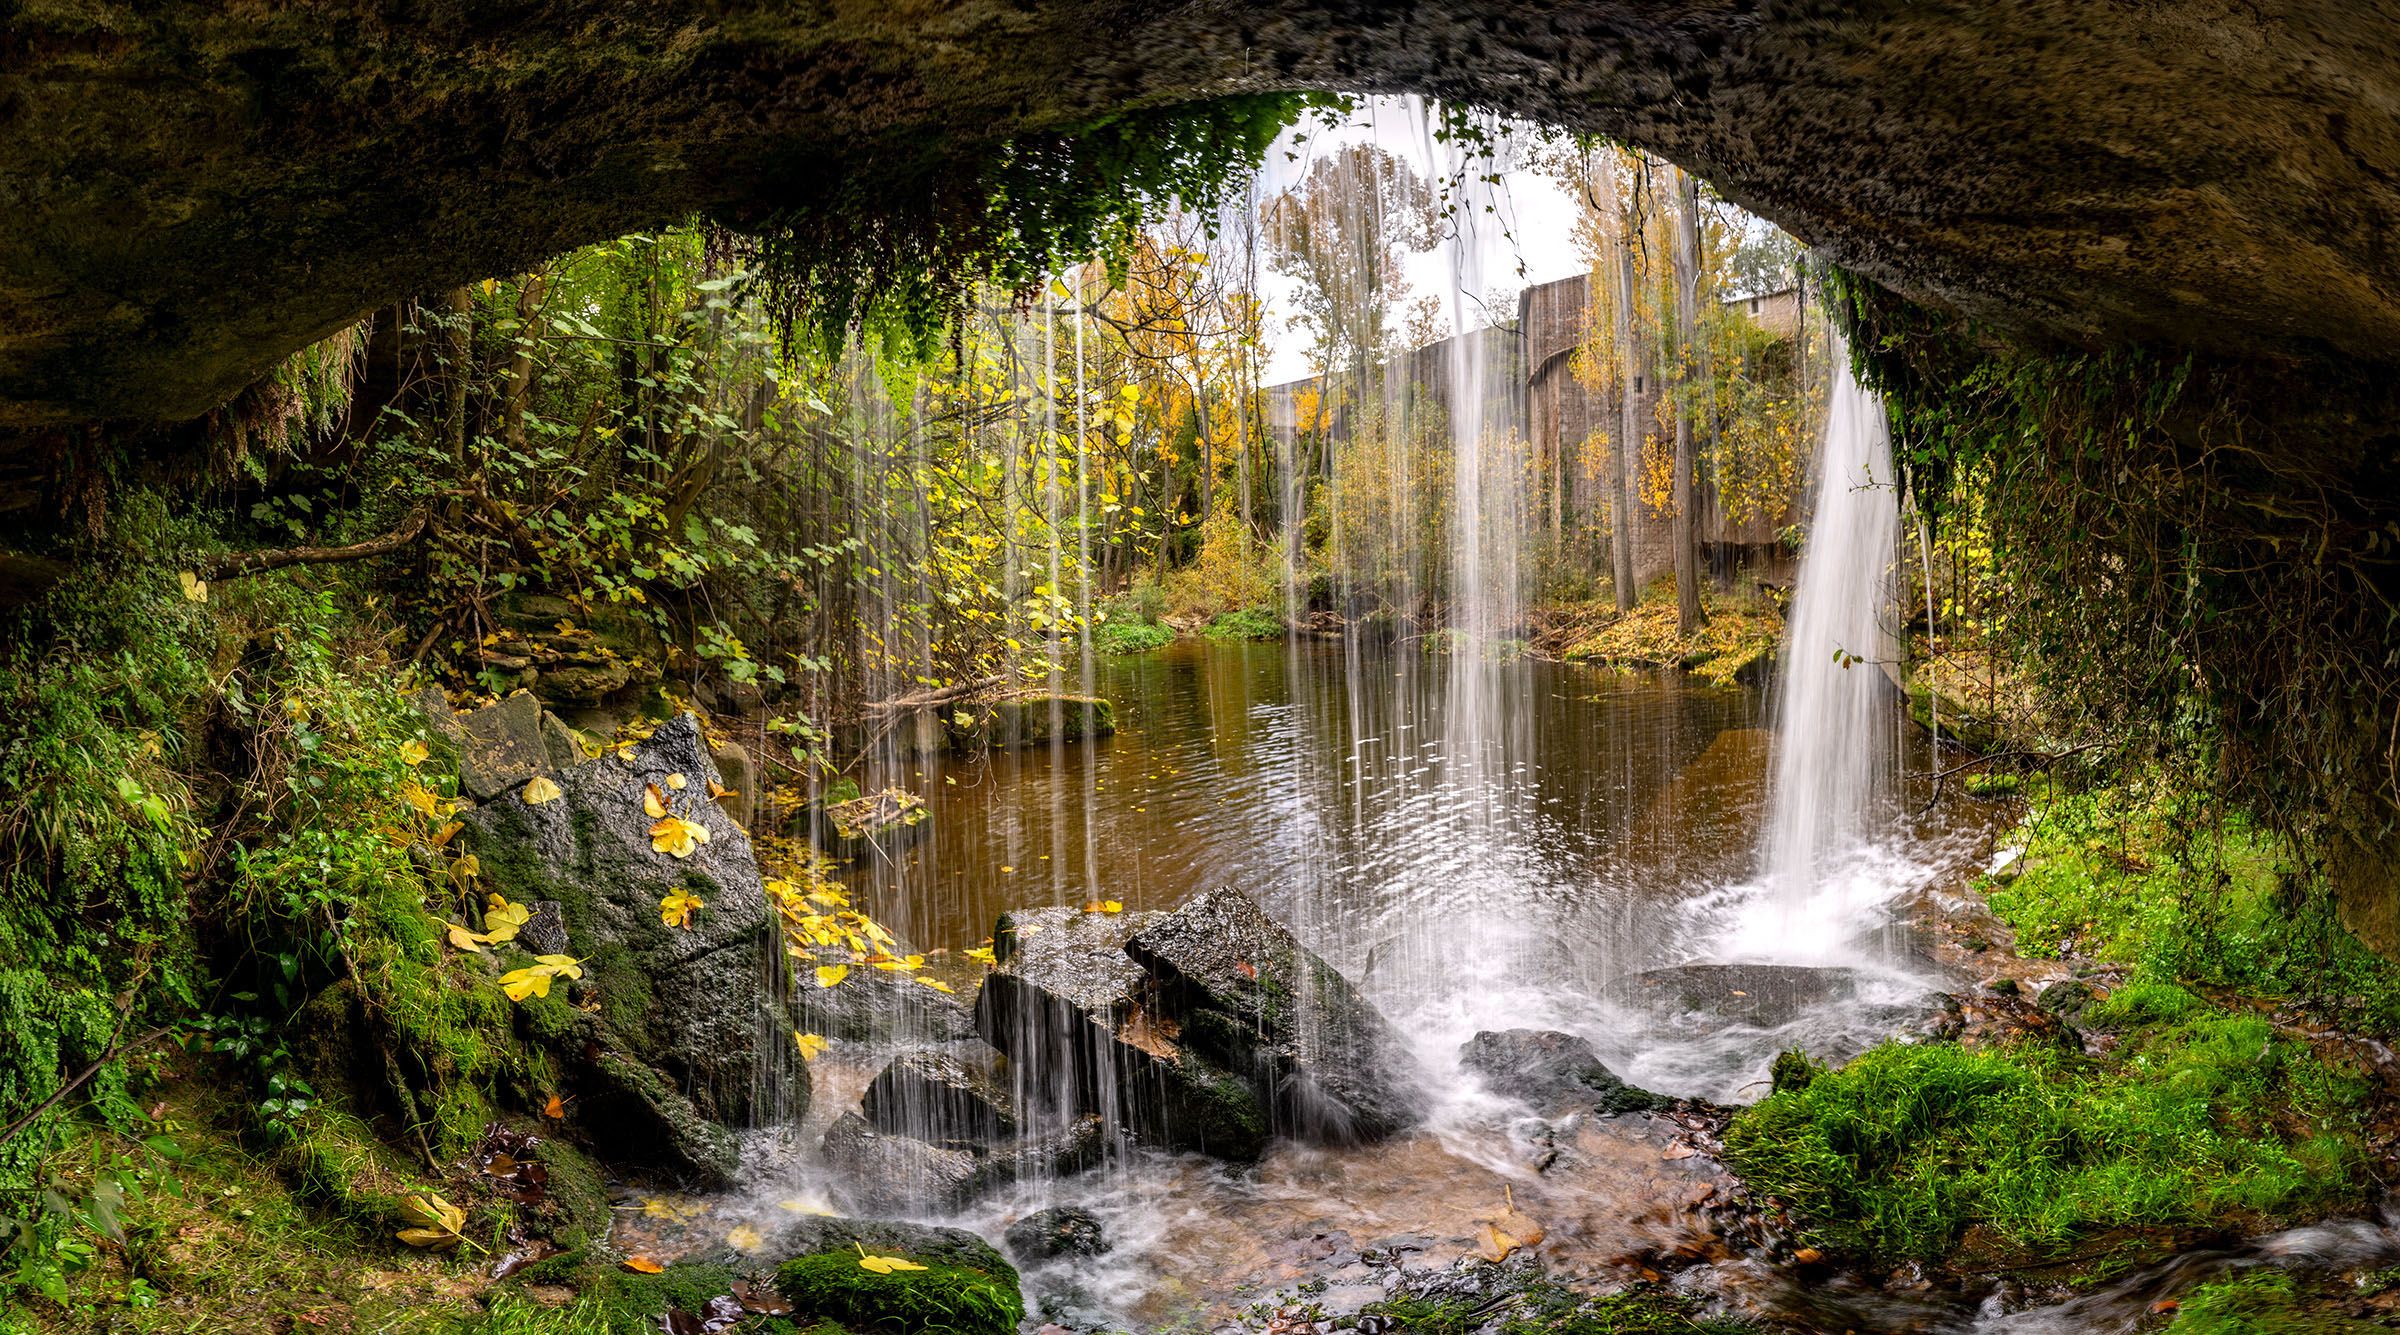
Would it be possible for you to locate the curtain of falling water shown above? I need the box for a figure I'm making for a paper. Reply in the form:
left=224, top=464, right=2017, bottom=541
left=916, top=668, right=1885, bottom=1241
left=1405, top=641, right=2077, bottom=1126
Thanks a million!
left=1754, top=333, right=1903, bottom=950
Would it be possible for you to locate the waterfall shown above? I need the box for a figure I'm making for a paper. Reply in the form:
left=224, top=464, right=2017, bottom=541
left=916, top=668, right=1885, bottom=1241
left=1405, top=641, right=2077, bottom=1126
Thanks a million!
left=1753, top=335, right=1902, bottom=945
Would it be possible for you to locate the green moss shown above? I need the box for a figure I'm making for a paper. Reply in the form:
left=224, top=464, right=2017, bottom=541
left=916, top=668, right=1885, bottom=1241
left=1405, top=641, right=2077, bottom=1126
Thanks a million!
left=1363, top=1278, right=1756, bottom=1334
left=1722, top=1014, right=2364, bottom=1268
left=774, top=1249, right=1022, bottom=1335
left=1984, top=783, right=2400, bottom=1031
left=2164, top=1269, right=2390, bottom=1333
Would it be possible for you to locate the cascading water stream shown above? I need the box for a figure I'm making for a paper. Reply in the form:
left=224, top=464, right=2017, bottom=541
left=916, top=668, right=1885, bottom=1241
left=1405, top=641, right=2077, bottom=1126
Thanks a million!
left=1720, top=333, right=1907, bottom=961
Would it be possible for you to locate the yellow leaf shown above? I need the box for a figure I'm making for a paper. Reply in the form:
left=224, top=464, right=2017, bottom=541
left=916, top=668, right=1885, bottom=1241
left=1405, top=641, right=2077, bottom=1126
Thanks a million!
left=444, top=922, right=487, bottom=953
left=622, top=1256, right=665, bottom=1274
left=643, top=783, right=667, bottom=819
left=660, top=891, right=704, bottom=929
left=814, top=965, right=850, bottom=989
left=399, top=740, right=429, bottom=767
left=795, top=1032, right=828, bottom=1061
left=178, top=570, right=209, bottom=603
left=1100, top=900, right=1124, bottom=914
left=727, top=1223, right=763, bottom=1252
left=664, top=773, right=688, bottom=791
left=396, top=1225, right=461, bottom=1251
left=401, top=784, right=441, bottom=817
left=963, top=946, right=997, bottom=966
left=708, top=779, right=732, bottom=799
left=522, top=775, right=564, bottom=805
left=499, top=967, right=551, bottom=1001
left=857, top=1254, right=927, bottom=1275
left=541, top=1093, right=566, bottom=1120
left=915, top=976, right=955, bottom=994
left=648, top=815, right=709, bottom=858
left=534, top=954, right=583, bottom=980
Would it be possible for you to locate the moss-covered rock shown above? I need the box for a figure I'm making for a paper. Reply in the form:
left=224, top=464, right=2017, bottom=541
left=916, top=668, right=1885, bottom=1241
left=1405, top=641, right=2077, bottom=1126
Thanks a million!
left=946, top=693, right=1115, bottom=750
left=464, top=713, right=784, bottom=1127
left=774, top=1220, right=1023, bottom=1335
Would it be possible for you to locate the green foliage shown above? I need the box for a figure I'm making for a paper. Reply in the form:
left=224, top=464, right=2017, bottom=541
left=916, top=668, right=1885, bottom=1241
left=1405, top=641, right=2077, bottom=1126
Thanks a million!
left=1984, top=782, right=2400, bottom=1032
left=1826, top=265, right=2400, bottom=906
left=775, top=1249, right=1023, bottom=1335
left=1722, top=1017, right=2364, bottom=1266
left=744, top=95, right=1327, bottom=354
left=1092, top=617, right=1175, bottom=654
left=1203, top=607, right=1285, bottom=641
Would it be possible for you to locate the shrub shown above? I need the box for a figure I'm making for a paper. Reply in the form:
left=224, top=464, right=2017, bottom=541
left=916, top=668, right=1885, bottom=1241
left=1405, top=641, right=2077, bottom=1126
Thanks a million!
left=1092, top=617, right=1175, bottom=654
left=1203, top=607, right=1283, bottom=641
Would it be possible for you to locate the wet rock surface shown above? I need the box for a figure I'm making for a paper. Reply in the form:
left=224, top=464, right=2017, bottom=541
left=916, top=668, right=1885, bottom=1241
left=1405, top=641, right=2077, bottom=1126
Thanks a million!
left=820, top=1107, right=1105, bottom=1213
left=1127, top=886, right=1428, bottom=1142
left=1458, top=1030, right=1668, bottom=1117
left=1004, top=1205, right=1110, bottom=1263
left=862, top=1040, right=1019, bottom=1143
left=1601, top=962, right=1873, bottom=1029
left=974, top=904, right=1269, bottom=1159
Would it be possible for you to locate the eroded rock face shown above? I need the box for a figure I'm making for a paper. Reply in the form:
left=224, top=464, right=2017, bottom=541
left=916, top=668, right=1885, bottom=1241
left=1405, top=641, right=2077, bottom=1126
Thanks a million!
left=862, top=1040, right=1019, bottom=1144
left=6, top=2, right=2400, bottom=436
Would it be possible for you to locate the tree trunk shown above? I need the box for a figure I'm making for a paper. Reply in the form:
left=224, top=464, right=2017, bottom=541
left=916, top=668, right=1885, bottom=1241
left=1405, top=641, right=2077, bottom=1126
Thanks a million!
left=441, top=287, right=474, bottom=467
left=1671, top=168, right=1708, bottom=634
left=501, top=268, right=548, bottom=453
left=1608, top=167, right=1641, bottom=613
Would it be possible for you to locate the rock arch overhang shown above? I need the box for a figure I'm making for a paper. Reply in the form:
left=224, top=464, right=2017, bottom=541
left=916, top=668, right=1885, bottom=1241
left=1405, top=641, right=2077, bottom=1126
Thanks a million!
left=2, top=1, right=2397, bottom=431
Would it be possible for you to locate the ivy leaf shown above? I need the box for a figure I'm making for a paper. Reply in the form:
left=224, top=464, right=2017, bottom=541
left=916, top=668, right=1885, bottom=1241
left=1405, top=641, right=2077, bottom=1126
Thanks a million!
left=522, top=775, right=564, bottom=805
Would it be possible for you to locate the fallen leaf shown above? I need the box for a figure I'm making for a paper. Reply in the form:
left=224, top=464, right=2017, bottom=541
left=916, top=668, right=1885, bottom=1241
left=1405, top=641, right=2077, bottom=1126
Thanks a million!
left=733, top=1278, right=796, bottom=1316
left=660, top=890, right=704, bottom=929
left=178, top=571, right=209, bottom=603
left=446, top=922, right=488, bottom=953
left=1235, top=960, right=1258, bottom=980
left=726, top=1224, right=763, bottom=1252
left=664, top=773, right=688, bottom=791
left=915, top=976, right=955, bottom=994
left=649, top=815, right=710, bottom=858
left=396, top=1192, right=469, bottom=1251
left=399, top=740, right=429, bottom=767
left=1662, top=1143, right=1699, bottom=1161
left=1792, top=1247, right=1823, bottom=1264
left=643, top=783, right=668, bottom=819
left=622, top=1256, right=665, bottom=1274
left=857, top=1252, right=927, bottom=1275
left=1474, top=1202, right=1546, bottom=1263
left=815, top=964, right=850, bottom=989
left=794, top=1032, right=828, bottom=1061
left=541, top=1093, right=567, bottom=1120
left=522, top=775, right=564, bottom=805
left=707, top=779, right=732, bottom=800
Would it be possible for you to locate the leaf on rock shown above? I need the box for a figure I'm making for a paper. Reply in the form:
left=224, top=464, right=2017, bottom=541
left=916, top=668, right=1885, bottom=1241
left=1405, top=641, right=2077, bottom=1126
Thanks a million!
left=445, top=922, right=487, bottom=953
left=915, top=976, right=955, bottom=993
left=660, top=890, right=704, bottom=929
left=622, top=1255, right=665, bottom=1274
left=856, top=1247, right=927, bottom=1275
left=814, top=964, right=850, bottom=989
left=649, top=815, right=709, bottom=858
left=794, top=1032, right=828, bottom=1061
left=664, top=772, right=688, bottom=791
left=643, top=783, right=668, bottom=819
left=522, top=775, right=564, bottom=805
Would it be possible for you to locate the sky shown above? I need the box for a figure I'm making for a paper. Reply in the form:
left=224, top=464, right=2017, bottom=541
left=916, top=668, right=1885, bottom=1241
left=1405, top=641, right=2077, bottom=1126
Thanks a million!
left=1238, top=97, right=1592, bottom=385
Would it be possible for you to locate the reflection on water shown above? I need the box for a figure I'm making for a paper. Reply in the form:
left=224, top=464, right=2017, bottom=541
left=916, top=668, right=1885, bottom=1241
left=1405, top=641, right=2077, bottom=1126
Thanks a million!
left=724, top=638, right=2024, bottom=1327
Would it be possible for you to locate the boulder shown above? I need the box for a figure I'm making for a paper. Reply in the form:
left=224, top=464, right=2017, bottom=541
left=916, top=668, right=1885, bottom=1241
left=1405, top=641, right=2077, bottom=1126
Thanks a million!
left=1457, top=1030, right=1668, bottom=1117
left=820, top=1110, right=1104, bottom=1213
left=582, top=1051, right=742, bottom=1189
left=1126, top=887, right=1427, bottom=1142
left=822, top=787, right=930, bottom=857
left=974, top=906, right=1268, bottom=1159
left=463, top=713, right=786, bottom=1126
left=708, top=737, right=759, bottom=829
left=863, top=1041, right=1019, bottom=1144
left=1004, top=1206, right=1109, bottom=1263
